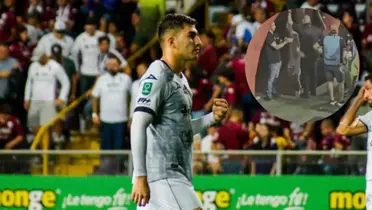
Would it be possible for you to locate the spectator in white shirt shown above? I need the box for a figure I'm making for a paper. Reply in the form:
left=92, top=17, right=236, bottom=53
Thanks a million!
left=98, top=36, right=130, bottom=75
left=56, top=0, right=77, bottom=32
left=92, top=55, right=132, bottom=151
left=32, top=20, right=74, bottom=61
left=24, top=52, right=70, bottom=134
left=71, top=17, right=109, bottom=96
left=129, top=62, right=148, bottom=122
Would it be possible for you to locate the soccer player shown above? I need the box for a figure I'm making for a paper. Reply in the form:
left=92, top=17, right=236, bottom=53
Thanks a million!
left=130, top=14, right=229, bottom=210
left=336, top=74, right=372, bottom=210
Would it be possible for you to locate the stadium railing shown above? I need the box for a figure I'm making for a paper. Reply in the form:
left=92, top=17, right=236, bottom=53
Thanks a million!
left=29, top=0, right=210, bottom=175
left=5, top=149, right=367, bottom=176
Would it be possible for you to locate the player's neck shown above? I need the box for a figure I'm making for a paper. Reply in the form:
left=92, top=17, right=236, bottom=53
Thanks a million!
left=161, top=56, right=184, bottom=75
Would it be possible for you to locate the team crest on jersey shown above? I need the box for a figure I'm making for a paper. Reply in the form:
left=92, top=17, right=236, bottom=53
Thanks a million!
left=145, top=74, right=157, bottom=80
left=142, top=82, right=153, bottom=96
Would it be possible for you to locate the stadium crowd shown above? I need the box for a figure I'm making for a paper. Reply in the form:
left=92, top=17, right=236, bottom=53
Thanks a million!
left=0, top=0, right=370, bottom=176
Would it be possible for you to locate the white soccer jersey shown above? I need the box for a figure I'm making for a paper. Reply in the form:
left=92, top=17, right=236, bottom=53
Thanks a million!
left=133, top=60, right=194, bottom=182
left=24, top=60, right=70, bottom=102
left=33, top=33, right=74, bottom=58
left=92, top=72, right=132, bottom=123
left=98, top=48, right=128, bottom=73
left=71, top=31, right=112, bottom=76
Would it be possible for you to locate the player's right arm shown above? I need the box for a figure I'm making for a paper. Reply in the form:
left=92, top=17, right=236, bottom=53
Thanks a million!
left=131, top=67, right=167, bottom=206
left=337, top=87, right=368, bottom=136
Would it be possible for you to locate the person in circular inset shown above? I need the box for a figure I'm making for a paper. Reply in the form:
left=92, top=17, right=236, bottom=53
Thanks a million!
left=246, top=8, right=360, bottom=124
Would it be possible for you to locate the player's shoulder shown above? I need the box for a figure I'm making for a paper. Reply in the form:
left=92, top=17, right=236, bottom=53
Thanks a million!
left=118, top=72, right=132, bottom=81
left=142, top=60, right=173, bottom=82
left=48, top=59, right=62, bottom=68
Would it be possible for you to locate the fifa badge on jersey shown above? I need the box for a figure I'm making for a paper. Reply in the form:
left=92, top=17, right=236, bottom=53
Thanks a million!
left=142, top=82, right=153, bottom=95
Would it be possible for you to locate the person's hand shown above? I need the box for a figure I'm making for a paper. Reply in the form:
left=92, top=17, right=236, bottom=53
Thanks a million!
left=286, top=38, right=293, bottom=43
left=55, top=99, right=63, bottom=107
left=24, top=101, right=30, bottom=111
left=132, top=176, right=150, bottom=207
left=212, top=99, right=229, bottom=123
left=92, top=113, right=100, bottom=126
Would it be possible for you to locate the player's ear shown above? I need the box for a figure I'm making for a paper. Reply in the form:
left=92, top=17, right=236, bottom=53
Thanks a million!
left=166, top=36, right=176, bottom=48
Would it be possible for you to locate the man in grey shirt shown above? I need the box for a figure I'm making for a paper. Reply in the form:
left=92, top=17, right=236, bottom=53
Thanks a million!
left=130, top=14, right=228, bottom=210
left=0, top=43, right=20, bottom=100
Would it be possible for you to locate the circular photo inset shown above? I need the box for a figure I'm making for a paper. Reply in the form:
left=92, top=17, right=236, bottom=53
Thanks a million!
left=245, top=8, right=360, bottom=124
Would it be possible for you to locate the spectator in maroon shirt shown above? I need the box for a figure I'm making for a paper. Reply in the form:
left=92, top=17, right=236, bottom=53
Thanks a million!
left=0, top=103, right=23, bottom=150
left=9, top=25, right=31, bottom=70
left=217, top=67, right=238, bottom=118
left=185, top=63, right=220, bottom=119
left=0, top=0, right=17, bottom=43
left=320, top=119, right=350, bottom=174
left=216, top=109, right=248, bottom=150
left=198, top=31, right=219, bottom=78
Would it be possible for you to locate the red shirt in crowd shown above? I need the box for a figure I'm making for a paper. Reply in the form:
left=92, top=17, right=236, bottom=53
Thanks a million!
left=9, top=42, right=31, bottom=69
left=0, top=116, right=23, bottom=149
left=222, top=83, right=238, bottom=106
left=217, top=121, right=249, bottom=150
left=321, top=134, right=350, bottom=151
left=363, top=23, right=372, bottom=50
left=197, top=45, right=219, bottom=77
left=191, top=78, right=213, bottom=111
left=0, top=11, right=17, bottom=42
left=229, top=56, right=250, bottom=95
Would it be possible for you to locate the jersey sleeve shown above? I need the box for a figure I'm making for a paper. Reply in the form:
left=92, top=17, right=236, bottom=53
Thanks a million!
left=133, top=71, right=167, bottom=117
left=358, top=110, right=372, bottom=131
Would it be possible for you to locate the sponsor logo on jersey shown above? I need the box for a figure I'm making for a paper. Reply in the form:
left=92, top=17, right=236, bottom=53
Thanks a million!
left=137, top=98, right=151, bottom=105
left=145, top=74, right=157, bottom=80
left=329, top=191, right=365, bottom=209
left=142, top=82, right=153, bottom=96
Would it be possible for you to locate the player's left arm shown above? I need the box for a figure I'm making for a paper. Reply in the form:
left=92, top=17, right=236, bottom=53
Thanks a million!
left=191, top=99, right=228, bottom=135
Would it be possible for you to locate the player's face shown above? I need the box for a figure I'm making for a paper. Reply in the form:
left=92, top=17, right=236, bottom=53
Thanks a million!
left=99, top=40, right=110, bottom=52
left=174, top=24, right=201, bottom=61
left=363, top=80, right=372, bottom=103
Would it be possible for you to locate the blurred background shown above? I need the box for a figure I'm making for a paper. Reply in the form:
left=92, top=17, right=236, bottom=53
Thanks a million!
left=0, top=0, right=371, bottom=209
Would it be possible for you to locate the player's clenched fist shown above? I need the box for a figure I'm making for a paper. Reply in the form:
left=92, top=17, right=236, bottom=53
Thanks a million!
left=212, top=98, right=229, bottom=122
left=132, top=177, right=150, bottom=207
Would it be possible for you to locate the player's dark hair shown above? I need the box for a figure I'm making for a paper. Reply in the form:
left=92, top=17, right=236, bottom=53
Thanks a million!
left=0, top=103, right=12, bottom=115
left=157, top=13, right=197, bottom=43
left=107, top=53, right=121, bottom=64
left=364, top=73, right=372, bottom=82
left=98, top=36, right=110, bottom=44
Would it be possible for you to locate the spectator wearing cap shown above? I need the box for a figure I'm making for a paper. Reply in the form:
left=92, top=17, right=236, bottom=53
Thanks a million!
left=32, top=20, right=74, bottom=61
left=92, top=56, right=132, bottom=174
left=98, top=36, right=130, bottom=75
left=0, top=0, right=17, bottom=43
left=24, top=52, right=70, bottom=135
left=51, top=44, right=78, bottom=102
left=71, top=17, right=111, bottom=96
left=9, top=25, right=32, bottom=70
left=0, top=43, right=21, bottom=102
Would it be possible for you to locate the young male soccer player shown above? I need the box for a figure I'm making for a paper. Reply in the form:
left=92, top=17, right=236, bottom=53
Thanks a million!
left=130, top=14, right=229, bottom=210
left=336, top=74, right=372, bottom=210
